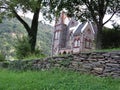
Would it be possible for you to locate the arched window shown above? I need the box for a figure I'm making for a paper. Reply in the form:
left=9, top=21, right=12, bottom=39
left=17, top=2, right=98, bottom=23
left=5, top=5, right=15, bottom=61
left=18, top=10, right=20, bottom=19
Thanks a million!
left=55, top=31, right=60, bottom=39
left=74, top=39, right=80, bottom=47
left=84, top=38, right=92, bottom=49
left=77, top=40, right=80, bottom=46
left=69, top=32, right=73, bottom=40
left=89, top=39, right=92, bottom=48
left=63, top=51, right=66, bottom=54
left=74, top=40, right=78, bottom=47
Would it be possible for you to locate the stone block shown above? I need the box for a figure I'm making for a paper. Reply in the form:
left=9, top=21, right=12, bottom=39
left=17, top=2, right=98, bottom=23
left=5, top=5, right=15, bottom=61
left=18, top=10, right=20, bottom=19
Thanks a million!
left=92, top=67, right=103, bottom=74
left=104, top=67, right=112, bottom=72
left=82, top=64, right=93, bottom=70
left=102, top=53, right=110, bottom=57
left=71, top=61, right=78, bottom=66
left=106, top=63, right=120, bottom=67
left=54, top=64, right=60, bottom=67
left=111, top=55, right=120, bottom=60
left=90, top=62, right=103, bottom=68
left=87, top=58, right=98, bottom=61
left=98, top=61, right=106, bottom=64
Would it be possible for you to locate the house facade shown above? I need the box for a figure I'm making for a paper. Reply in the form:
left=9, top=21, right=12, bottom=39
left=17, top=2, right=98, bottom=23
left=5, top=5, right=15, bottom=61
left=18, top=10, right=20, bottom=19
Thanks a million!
left=52, top=12, right=97, bottom=55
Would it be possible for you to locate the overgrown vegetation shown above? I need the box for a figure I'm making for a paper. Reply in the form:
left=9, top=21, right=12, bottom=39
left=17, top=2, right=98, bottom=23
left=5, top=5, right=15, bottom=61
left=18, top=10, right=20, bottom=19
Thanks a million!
left=0, top=18, right=52, bottom=59
left=0, top=69, right=119, bottom=90
left=15, top=36, right=31, bottom=59
left=14, top=36, right=45, bottom=59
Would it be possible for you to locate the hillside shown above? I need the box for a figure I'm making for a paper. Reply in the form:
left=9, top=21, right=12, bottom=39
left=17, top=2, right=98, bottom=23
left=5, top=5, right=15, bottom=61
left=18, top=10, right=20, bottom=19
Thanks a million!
left=0, top=18, right=53, bottom=59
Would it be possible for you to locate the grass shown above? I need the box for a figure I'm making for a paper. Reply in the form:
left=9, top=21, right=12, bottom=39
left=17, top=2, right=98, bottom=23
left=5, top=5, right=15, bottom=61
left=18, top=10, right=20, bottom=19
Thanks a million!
left=0, top=69, right=120, bottom=90
left=93, top=48, right=120, bottom=52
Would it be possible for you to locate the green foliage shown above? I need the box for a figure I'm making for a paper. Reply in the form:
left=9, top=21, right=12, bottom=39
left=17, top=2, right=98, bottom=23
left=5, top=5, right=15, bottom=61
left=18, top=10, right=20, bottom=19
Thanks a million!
left=0, top=53, right=5, bottom=62
left=15, top=36, right=31, bottom=59
left=0, top=0, right=50, bottom=54
left=0, top=69, right=120, bottom=90
left=1, top=61, right=9, bottom=68
left=8, top=60, right=33, bottom=71
left=0, top=18, right=52, bottom=59
left=59, top=55, right=73, bottom=67
left=102, top=27, right=120, bottom=49
left=15, top=36, right=45, bottom=59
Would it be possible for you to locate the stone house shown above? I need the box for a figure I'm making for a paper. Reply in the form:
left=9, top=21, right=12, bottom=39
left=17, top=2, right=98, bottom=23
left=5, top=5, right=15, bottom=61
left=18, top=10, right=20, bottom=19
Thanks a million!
left=52, top=12, right=97, bottom=55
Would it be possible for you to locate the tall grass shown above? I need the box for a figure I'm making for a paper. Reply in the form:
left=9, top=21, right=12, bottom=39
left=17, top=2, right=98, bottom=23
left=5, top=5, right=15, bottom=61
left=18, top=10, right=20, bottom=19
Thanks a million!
left=0, top=69, right=120, bottom=90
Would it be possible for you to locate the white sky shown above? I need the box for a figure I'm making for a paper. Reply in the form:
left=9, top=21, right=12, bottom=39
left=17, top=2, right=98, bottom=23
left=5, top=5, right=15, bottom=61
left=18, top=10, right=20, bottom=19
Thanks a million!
left=103, top=15, right=120, bottom=28
left=18, top=11, right=120, bottom=28
left=18, top=11, right=55, bottom=26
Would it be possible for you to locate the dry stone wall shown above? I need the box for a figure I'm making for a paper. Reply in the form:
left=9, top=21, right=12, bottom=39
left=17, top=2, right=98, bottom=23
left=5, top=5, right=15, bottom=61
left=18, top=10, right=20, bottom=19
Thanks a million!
left=9, top=51, right=120, bottom=78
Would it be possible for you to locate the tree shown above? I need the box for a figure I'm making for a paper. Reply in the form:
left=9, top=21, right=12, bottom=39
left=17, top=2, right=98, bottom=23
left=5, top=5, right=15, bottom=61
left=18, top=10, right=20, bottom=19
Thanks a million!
left=0, top=0, right=47, bottom=52
left=49, top=0, right=120, bottom=49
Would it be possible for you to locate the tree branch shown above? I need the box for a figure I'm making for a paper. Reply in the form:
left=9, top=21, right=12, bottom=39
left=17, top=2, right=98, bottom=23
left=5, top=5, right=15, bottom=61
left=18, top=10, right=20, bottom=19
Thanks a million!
left=0, top=6, right=7, bottom=9
left=103, top=12, right=116, bottom=25
left=12, top=9, right=31, bottom=33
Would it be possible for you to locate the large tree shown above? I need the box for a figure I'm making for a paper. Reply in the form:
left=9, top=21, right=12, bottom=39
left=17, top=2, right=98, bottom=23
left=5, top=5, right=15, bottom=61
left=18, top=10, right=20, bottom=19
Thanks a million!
left=49, top=0, right=120, bottom=49
left=0, top=0, right=47, bottom=52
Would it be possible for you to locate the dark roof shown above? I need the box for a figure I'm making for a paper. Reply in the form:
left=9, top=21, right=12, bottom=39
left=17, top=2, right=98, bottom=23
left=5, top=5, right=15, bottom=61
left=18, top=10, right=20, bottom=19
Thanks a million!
left=73, top=22, right=86, bottom=36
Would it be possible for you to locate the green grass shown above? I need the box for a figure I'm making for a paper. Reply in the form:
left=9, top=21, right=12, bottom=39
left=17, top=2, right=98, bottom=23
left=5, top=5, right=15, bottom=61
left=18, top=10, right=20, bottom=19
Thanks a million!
left=0, top=69, right=120, bottom=90
left=93, top=48, right=120, bottom=52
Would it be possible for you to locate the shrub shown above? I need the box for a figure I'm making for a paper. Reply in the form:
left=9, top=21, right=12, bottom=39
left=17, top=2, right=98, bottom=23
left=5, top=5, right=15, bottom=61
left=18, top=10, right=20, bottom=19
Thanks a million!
left=2, top=61, right=9, bottom=68
left=0, top=52, right=5, bottom=62
left=14, top=36, right=45, bottom=59
left=14, top=36, right=31, bottom=59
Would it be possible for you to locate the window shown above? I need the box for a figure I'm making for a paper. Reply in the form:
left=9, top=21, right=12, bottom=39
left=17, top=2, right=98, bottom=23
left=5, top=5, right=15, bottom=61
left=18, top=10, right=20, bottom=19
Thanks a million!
left=69, top=32, right=73, bottom=40
left=74, top=39, right=80, bottom=47
left=74, top=40, right=78, bottom=47
left=55, top=31, right=59, bottom=39
left=84, top=38, right=92, bottom=49
left=77, top=40, right=80, bottom=46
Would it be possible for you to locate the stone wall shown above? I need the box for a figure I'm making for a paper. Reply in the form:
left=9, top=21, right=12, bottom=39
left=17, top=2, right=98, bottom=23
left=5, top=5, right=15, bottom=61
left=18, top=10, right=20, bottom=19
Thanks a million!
left=9, top=51, right=120, bottom=78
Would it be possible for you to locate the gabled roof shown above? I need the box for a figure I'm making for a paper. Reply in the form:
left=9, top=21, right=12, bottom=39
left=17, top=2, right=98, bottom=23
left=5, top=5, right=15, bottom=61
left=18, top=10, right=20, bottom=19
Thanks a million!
left=73, top=21, right=96, bottom=36
left=73, top=22, right=86, bottom=36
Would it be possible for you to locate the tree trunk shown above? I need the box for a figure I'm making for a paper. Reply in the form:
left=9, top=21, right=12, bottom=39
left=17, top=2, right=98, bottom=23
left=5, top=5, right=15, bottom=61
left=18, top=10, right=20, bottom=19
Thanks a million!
left=29, top=8, right=40, bottom=53
left=28, top=30, right=37, bottom=53
left=96, top=24, right=103, bottom=49
left=13, top=8, right=40, bottom=53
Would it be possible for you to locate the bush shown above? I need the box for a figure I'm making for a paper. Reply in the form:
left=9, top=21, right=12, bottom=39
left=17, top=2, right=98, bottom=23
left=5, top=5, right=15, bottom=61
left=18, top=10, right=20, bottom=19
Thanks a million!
left=14, top=36, right=45, bottom=59
left=14, top=36, right=31, bottom=59
left=2, top=61, right=9, bottom=68
left=102, top=28, right=120, bottom=49
left=0, top=52, right=5, bottom=62
left=8, top=60, right=33, bottom=71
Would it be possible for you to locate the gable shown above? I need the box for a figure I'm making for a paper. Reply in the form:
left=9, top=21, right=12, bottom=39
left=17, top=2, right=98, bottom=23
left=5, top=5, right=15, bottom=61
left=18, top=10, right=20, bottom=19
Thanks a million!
left=84, top=22, right=95, bottom=34
left=73, top=22, right=86, bottom=36
left=73, top=21, right=96, bottom=36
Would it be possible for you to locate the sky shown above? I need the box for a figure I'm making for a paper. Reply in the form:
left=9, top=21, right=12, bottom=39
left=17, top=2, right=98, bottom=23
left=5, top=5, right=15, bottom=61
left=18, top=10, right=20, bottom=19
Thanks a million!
left=103, top=15, right=120, bottom=28
left=18, top=11, right=55, bottom=26
left=18, top=11, right=120, bottom=28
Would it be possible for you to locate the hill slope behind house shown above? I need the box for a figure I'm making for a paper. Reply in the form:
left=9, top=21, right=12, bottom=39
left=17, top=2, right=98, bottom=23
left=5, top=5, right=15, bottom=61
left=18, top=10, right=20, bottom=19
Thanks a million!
left=0, top=18, right=53, bottom=59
